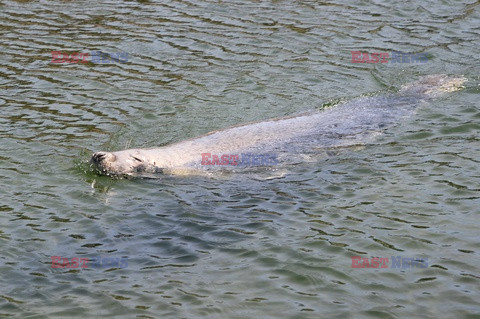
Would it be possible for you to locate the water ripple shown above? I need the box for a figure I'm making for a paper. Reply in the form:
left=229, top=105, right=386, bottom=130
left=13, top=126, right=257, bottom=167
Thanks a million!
left=0, top=0, right=479, bottom=318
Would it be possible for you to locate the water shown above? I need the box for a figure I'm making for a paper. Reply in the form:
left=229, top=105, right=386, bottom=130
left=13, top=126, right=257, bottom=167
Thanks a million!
left=1, top=0, right=479, bottom=318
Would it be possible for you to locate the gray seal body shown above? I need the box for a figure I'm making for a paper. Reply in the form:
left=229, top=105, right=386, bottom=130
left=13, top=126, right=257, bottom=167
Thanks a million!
left=91, top=75, right=465, bottom=177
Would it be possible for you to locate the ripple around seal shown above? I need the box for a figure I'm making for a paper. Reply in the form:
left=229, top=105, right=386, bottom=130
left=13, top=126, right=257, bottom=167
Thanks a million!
left=1, top=0, right=480, bottom=318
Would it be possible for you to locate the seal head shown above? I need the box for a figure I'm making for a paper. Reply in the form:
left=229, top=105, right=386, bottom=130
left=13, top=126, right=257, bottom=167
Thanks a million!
left=91, top=150, right=162, bottom=176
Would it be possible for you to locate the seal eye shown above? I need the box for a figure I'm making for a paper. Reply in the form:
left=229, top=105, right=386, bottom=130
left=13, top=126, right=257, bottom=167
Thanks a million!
left=131, top=156, right=143, bottom=162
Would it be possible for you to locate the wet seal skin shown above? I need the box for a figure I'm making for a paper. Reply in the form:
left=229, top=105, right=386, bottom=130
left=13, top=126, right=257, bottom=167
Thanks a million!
left=91, top=75, right=466, bottom=178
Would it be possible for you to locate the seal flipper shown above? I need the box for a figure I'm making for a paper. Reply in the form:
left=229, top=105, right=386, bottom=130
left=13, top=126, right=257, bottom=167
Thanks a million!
left=399, top=75, right=467, bottom=97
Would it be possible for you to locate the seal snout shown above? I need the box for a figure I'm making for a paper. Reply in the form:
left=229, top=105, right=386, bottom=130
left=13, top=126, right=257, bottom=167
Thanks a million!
left=91, top=152, right=116, bottom=164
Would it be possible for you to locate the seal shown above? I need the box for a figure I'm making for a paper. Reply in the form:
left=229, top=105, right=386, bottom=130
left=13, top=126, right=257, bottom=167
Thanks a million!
left=91, top=75, right=466, bottom=177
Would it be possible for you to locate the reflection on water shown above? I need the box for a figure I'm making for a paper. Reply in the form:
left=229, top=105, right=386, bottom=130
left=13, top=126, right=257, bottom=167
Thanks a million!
left=0, top=0, right=479, bottom=318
